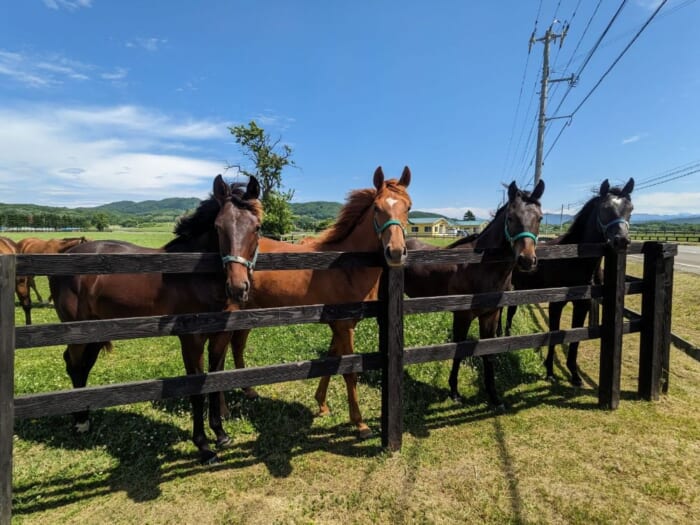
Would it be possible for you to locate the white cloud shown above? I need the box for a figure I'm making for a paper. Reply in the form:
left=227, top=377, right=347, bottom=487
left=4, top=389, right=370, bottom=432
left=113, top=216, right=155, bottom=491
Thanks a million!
left=0, top=48, right=128, bottom=87
left=622, top=135, right=641, bottom=144
left=126, top=37, right=168, bottom=52
left=0, top=105, right=232, bottom=207
left=633, top=191, right=700, bottom=215
left=43, top=0, right=92, bottom=11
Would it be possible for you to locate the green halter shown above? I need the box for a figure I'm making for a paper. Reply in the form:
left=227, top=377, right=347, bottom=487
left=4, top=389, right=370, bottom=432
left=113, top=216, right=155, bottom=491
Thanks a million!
left=504, top=221, right=538, bottom=248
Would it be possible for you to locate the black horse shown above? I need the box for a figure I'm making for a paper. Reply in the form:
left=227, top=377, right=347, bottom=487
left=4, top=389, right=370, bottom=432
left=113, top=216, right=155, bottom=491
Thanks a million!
left=503, top=178, right=634, bottom=386
left=404, top=180, right=545, bottom=408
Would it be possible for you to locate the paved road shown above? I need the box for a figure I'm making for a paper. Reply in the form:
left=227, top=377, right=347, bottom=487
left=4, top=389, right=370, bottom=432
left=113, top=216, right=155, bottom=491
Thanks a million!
left=629, top=245, right=700, bottom=275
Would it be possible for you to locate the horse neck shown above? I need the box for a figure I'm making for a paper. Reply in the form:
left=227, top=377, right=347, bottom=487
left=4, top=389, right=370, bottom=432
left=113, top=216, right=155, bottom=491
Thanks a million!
left=562, top=199, right=604, bottom=244
left=314, top=206, right=381, bottom=253
left=164, top=231, right=218, bottom=253
left=56, top=239, right=86, bottom=253
left=474, top=209, right=508, bottom=250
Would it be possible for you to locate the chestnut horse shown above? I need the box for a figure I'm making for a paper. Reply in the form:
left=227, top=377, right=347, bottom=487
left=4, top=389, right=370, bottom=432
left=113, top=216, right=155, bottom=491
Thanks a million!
left=503, top=178, right=634, bottom=386
left=15, top=236, right=89, bottom=325
left=404, top=180, right=545, bottom=408
left=49, top=175, right=262, bottom=463
left=220, top=166, right=412, bottom=442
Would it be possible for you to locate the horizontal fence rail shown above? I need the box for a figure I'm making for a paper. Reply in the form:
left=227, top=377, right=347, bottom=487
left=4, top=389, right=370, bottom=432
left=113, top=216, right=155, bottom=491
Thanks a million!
left=0, top=240, right=676, bottom=525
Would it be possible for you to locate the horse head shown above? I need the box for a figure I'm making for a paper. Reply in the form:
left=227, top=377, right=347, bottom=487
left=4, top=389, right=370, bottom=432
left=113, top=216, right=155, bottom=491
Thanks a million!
left=597, top=178, right=634, bottom=249
left=372, top=166, right=412, bottom=267
left=504, top=179, right=545, bottom=272
left=212, top=174, right=262, bottom=304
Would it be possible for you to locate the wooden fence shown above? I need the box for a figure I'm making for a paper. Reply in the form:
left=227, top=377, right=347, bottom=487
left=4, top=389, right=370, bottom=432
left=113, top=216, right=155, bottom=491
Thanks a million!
left=0, top=241, right=676, bottom=524
left=630, top=231, right=700, bottom=243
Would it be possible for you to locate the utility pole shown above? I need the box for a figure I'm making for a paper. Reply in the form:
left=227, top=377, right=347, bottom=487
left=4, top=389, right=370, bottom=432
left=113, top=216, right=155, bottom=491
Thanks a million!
left=530, top=22, right=576, bottom=186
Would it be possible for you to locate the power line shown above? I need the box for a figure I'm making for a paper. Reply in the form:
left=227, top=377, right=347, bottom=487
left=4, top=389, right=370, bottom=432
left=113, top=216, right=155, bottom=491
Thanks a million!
left=569, top=0, right=668, bottom=117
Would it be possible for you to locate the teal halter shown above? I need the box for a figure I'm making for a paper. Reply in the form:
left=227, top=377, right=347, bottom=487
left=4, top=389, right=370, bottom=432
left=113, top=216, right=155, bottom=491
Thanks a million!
left=374, top=217, right=406, bottom=236
left=222, top=242, right=259, bottom=271
left=597, top=216, right=629, bottom=234
left=504, top=221, right=538, bottom=248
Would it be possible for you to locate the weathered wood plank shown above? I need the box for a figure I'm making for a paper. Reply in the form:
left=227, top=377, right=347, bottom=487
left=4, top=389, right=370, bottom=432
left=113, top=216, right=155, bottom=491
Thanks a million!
left=16, top=302, right=381, bottom=349
left=380, top=266, right=404, bottom=451
left=0, top=256, right=16, bottom=525
left=404, top=321, right=641, bottom=365
left=599, top=248, right=627, bottom=409
left=15, top=353, right=383, bottom=420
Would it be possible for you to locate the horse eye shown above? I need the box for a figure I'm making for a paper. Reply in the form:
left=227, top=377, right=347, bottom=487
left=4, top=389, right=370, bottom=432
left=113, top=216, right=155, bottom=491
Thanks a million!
left=374, top=206, right=380, bottom=213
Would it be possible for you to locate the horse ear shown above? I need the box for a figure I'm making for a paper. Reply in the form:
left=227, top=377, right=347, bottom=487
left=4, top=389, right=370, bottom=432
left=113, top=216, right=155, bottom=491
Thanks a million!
left=244, top=176, right=261, bottom=200
left=213, top=174, right=230, bottom=205
left=398, top=166, right=411, bottom=188
left=373, top=166, right=385, bottom=190
left=531, top=179, right=545, bottom=201
left=599, top=179, right=610, bottom=196
left=622, top=177, right=635, bottom=196
left=508, top=181, right=518, bottom=201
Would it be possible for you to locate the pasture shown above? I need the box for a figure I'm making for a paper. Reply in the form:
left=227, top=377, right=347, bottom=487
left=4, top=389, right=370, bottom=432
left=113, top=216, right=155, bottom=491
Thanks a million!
left=7, top=230, right=700, bottom=524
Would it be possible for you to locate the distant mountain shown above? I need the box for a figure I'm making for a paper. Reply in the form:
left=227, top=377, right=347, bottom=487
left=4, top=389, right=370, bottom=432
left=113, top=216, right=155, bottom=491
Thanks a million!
left=542, top=213, right=575, bottom=226
left=290, top=201, right=342, bottom=220
left=80, top=197, right=201, bottom=215
left=409, top=211, right=449, bottom=219
left=631, top=214, right=700, bottom=224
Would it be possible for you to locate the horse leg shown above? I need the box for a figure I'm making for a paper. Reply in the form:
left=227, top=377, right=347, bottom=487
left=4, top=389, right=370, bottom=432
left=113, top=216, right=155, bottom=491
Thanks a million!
left=30, top=276, right=43, bottom=303
left=505, top=304, right=518, bottom=337
left=179, top=335, right=217, bottom=464
left=448, top=310, right=473, bottom=403
left=231, top=329, right=258, bottom=400
left=480, top=311, right=505, bottom=410
left=566, top=300, right=590, bottom=387
left=15, top=276, right=32, bottom=325
left=63, top=342, right=103, bottom=433
left=206, top=332, right=233, bottom=449
left=545, top=302, right=565, bottom=382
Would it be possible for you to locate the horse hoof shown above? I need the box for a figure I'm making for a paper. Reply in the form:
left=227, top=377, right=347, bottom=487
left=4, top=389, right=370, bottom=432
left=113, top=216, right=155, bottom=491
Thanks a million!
left=243, top=388, right=260, bottom=400
left=74, top=421, right=90, bottom=434
left=492, top=403, right=507, bottom=414
left=201, top=452, right=219, bottom=465
left=358, top=427, right=373, bottom=440
left=316, top=407, right=331, bottom=418
left=449, top=393, right=464, bottom=404
left=216, top=436, right=232, bottom=449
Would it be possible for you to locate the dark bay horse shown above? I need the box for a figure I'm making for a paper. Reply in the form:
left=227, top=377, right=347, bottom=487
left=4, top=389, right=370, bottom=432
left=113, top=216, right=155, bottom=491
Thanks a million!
left=504, top=178, right=634, bottom=386
left=15, top=236, right=89, bottom=325
left=404, top=180, right=545, bottom=408
left=49, top=175, right=262, bottom=463
left=220, top=167, right=412, bottom=440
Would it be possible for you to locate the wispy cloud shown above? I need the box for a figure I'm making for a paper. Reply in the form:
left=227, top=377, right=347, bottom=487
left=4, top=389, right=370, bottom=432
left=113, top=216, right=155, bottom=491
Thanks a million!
left=43, top=0, right=92, bottom=11
left=0, top=48, right=128, bottom=88
left=253, top=110, right=296, bottom=131
left=0, top=104, right=232, bottom=207
left=622, top=135, right=641, bottom=145
left=633, top=191, right=700, bottom=215
left=126, top=37, right=168, bottom=52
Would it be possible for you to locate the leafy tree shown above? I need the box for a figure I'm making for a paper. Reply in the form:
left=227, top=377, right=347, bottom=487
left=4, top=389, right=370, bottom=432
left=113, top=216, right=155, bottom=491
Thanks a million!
left=91, top=213, right=109, bottom=232
left=463, top=210, right=476, bottom=221
left=229, top=120, right=296, bottom=236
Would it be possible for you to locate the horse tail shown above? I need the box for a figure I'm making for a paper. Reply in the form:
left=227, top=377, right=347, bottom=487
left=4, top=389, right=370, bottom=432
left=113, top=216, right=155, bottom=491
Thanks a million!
left=102, top=341, right=114, bottom=353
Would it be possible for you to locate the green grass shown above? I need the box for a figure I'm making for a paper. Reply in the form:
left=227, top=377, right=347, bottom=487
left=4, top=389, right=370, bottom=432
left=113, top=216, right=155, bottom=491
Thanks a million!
left=7, top=232, right=700, bottom=524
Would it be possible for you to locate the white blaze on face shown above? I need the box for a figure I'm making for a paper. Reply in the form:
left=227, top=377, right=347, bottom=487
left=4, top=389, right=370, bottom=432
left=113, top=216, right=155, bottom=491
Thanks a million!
left=385, top=197, right=398, bottom=209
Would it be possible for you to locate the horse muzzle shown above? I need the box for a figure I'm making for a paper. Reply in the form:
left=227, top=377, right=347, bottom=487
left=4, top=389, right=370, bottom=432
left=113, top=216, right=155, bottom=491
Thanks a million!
left=516, top=253, right=538, bottom=272
left=385, top=245, right=408, bottom=268
left=226, top=280, right=250, bottom=304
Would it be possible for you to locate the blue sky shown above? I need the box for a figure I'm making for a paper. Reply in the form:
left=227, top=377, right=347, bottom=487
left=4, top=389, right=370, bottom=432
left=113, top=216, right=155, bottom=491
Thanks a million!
left=1, top=0, right=698, bottom=218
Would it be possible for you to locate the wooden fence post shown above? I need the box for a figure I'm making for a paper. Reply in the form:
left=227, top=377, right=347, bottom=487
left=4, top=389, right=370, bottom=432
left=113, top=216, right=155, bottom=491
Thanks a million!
left=638, top=242, right=675, bottom=399
left=0, top=255, right=16, bottom=525
left=599, top=247, right=626, bottom=410
left=379, top=266, right=404, bottom=451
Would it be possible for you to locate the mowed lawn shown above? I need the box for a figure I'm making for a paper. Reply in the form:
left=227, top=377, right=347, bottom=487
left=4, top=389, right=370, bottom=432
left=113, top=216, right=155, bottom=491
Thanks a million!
left=6, top=231, right=700, bottom=524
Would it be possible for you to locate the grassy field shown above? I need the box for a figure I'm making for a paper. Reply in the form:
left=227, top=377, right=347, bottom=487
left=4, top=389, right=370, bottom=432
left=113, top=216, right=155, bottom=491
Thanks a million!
left=7, top=231, right=700, bottom=524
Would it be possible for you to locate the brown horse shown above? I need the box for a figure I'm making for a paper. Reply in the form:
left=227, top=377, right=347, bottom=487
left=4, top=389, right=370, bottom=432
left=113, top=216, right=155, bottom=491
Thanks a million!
left=15, top=236, right=89, bottom=325
left=404, top=180, right=545, bottom=408
left=0, top=237, right=17, bottom=257
left=49, top=175, right=262, bottom=463
left=219, top=166, right=412, bottom=442
left=503, top=178, right=634, bottom=386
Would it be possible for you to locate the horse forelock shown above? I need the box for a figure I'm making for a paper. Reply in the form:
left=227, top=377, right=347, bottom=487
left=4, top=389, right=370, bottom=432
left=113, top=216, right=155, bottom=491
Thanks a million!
left=172, top=191, right=263, bottom=242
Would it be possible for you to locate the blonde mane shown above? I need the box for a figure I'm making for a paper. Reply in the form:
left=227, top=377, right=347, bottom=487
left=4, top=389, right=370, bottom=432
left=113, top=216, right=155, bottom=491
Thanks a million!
left=313, top=179, right=409, bottom=246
